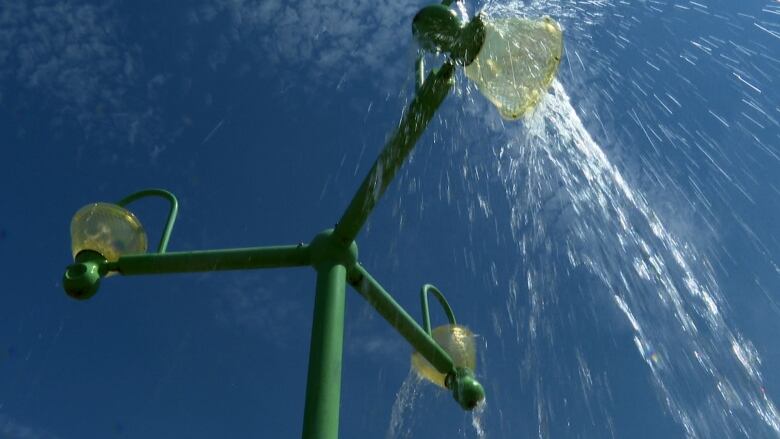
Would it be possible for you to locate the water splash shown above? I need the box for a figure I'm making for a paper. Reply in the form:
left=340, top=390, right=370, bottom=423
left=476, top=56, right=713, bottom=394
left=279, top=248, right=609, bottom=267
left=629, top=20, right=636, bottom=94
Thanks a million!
left=384, top=0, right=779, bottom=436
left=387, top=370, right=424, bottom=439
left=386, top=368, right=491, bottom=438
left=494, top=80, right=780, bottom=437
left=471, top=400, right=488, bottom=438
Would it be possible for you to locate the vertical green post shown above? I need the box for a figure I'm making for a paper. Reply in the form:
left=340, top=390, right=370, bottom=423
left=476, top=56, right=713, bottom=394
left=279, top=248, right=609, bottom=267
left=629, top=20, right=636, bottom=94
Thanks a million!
left=301, top=263, right=347, bottom=439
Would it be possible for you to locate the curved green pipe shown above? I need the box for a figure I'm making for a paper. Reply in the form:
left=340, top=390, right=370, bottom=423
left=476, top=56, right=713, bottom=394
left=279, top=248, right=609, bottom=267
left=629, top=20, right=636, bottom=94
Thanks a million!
left=117, top=188, right=179, bottom=254
left=420, top=284, right=457, bottom=335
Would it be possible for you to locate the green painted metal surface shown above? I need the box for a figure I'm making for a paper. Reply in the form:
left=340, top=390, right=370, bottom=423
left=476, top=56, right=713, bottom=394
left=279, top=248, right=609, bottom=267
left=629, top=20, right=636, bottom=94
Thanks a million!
left=420, top=283, right=457, bottom=336
left=302, top=262, right=347, bottom=439
left=412, top=6, right=485, bottom=66
left=412, top=5, right=462, bottom=53
left=117, top=188, right=179, bottom=253
left=348, top=264, right=455, bottom=375
left=111, top=244, right=311, bottom=274
left=333, top=62, right=455, bottom=247
left=63, top=4, right=491, bottom=437
left=63, top=250, right=108, bottom=300
left=448, top=367, right=485, bottom=410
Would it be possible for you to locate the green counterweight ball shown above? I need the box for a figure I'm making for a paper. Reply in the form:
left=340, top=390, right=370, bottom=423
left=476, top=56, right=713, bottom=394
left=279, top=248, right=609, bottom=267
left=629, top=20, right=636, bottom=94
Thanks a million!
left=63, top=261, right=102, bottom=300
left=63, top=251, right=107, bottom=300
left=448, top=368, right=485, bottom=410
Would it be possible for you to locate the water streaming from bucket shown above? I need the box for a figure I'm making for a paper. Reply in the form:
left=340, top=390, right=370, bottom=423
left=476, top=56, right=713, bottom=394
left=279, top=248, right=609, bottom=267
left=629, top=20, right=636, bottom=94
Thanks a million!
left=384, top=0, right=780, bottom=435
left=492, top=80, right=780, bottom=437
left=387, top=371, right=425, bottom=439
left=387, top=78, right=779, bottom=437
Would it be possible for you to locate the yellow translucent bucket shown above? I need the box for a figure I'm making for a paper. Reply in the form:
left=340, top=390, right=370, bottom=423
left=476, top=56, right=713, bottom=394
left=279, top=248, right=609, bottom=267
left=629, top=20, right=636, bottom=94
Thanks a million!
left=411, top=324, right=477, bottom=388
left=465, top=16, right=563, bottom=119
left=70, top=202, right=148, bottom=262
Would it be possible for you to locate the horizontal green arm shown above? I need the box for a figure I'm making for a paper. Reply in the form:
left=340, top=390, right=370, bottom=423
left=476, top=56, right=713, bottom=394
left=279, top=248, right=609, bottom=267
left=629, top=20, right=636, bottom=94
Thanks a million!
left=108, top=244, right=311, bottom=275
left=346, top=263, right=455, bottom=375
left=333, top=62, right=456, bottom=247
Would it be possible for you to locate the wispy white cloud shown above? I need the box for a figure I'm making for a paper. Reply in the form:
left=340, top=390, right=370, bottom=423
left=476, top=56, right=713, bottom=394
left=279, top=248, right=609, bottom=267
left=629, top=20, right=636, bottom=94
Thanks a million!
left=213, top=270, right=411, bottom=360
left=213, top=272, right=307, bottom=346
left=0, top=414, right=61, bottom=439
left=346, top=331, right=408, bottom=363
left=0, top=0, right=176, bottom=158
left=189, top=0, right=424, bottom=89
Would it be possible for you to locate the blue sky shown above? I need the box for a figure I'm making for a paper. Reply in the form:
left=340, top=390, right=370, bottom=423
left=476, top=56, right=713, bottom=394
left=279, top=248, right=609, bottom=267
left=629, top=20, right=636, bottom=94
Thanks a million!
left=1, top=0, right=779, bottom=438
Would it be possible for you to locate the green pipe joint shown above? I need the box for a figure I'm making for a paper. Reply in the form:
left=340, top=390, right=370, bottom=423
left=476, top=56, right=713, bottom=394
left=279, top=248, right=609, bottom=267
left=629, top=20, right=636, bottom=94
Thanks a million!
left=63, top=251, right=108, bottom=300
left=446, top=367, right=485, bottom=410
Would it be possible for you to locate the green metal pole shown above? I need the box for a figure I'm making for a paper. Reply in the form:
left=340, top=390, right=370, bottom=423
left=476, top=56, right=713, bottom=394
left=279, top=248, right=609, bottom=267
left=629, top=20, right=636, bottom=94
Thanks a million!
left=110, top=244, right=310, bottom=274
left=347, top=264, right=455, bottom=375
left=302, top=262, right=347, bottom=439
left=333, top=63, right=455, bottom=247
left=63, top=245, right=310, bottom=300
